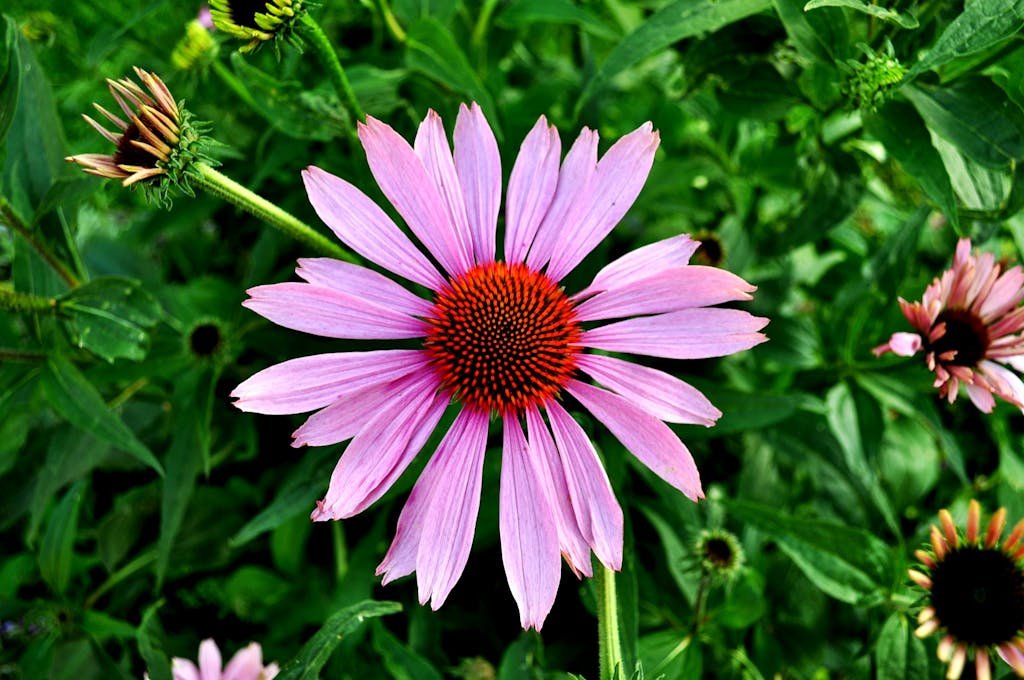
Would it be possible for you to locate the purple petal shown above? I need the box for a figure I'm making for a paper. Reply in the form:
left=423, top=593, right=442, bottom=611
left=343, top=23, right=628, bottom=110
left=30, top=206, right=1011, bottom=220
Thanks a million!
left=527, top=128, right=599, bottom=271
left=296, top=258, right=433, bottom=318
left=545, top=400, right=624, bottom=570
left=500, top=413, right=560, bottom=630
left=546, top=123, right=660, bottom=281
left=171, top=659, right=201, bottom=680
left=223, top=643, right=263, bottom=680
left=577, top=234, right=701, bottom=298
left=887, top=332, right=923, bottom=357
left=198, top=640, right=221, bottom=680
left=504, top=117, right=561, bottom=263
left=567, top=380, right=703, bottom=501
left=414, top=110, right=475, bottom=270
left=524, top=407, right=592, bottom=578
left=454, top=103, right=501, bottom=263
left=302, top=166, right=444, bottom=290
left=243, top=282, right=428, bottom=340
left=359, top=116, right=473, bottom=276
left=291, top=378, right=412, bottom=448
left=313, top=375, right=447, bottom=520
left=232, top=350, right=428, bottom=415
left=574, top=266, right=756, bottom=322
left=416, top=408, right=490, bottom=608
left=581, top=308, right=769, bottom=359
left=576, top=354, right=721, bottom=426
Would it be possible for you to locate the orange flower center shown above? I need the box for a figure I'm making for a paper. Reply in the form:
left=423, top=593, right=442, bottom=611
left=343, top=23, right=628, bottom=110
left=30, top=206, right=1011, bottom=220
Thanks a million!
left=425, top=262, right=581, bottom=414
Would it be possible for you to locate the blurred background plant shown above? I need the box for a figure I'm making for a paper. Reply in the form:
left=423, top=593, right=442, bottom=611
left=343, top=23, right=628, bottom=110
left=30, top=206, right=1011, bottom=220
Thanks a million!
left=1, top=0, right=1023, bottom=678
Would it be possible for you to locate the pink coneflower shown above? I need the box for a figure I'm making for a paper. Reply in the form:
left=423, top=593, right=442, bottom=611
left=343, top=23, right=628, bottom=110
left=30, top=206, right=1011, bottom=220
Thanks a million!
left=909, top=500, right=1024, bottom=679
left=232, top=104, right=768, bottom=629
left=163, top=639, right=278, bottom=680
left=874, top=238, right=1024, bottom=412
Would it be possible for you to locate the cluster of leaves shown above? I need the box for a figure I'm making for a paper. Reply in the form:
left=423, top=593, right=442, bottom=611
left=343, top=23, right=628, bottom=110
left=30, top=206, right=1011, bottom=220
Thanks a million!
left=1, top=0, right=1023, bottom=678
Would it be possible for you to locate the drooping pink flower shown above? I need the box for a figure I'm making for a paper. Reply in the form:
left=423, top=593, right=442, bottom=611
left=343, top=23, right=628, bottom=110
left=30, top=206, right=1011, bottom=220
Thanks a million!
left=874, top=237, right=1024, bottom=412
left=232, top=104, right=768, bottom=629
left=164, top=639, right=278, bottom=680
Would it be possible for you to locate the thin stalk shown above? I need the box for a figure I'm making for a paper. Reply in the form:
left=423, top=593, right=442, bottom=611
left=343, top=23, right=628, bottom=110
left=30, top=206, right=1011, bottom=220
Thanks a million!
left=84, top=548, right=157, bottom=609
left=108, top=377, right=149, bottom=410
left=692, top=573, right=711, bottom=634
left=211, top=59, right=260, bottom=111
left=332, top=521, right=348, bottom=583
left=0, top=348, right=47, bottom=362
left=0, top=287, right=57, bottom=314
left=376, top=0, right=406, bottom=43
left=297, top=13, right=365, bottom=127
left=471, top=0, right=500, bottom=52
left=191, top=162, right=354, bottom=261
left=597, top=564, right=625, bottom=680
left=0, top=196, right=79, bottom=288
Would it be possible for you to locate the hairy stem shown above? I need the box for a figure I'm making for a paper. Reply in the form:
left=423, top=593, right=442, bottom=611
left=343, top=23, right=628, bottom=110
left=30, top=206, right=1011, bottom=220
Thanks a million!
left=191, top=162, right=354, bottom=261
left=298, top=13, right=366, bottom=128
left=0, top=287, right=58, bottom=314
left=597, top=564, right=625, bottom=680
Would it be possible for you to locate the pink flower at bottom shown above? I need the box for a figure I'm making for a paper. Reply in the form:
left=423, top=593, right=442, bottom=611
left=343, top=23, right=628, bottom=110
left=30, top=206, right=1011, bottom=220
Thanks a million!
left=232, top=104, right=768, bottom=629
left=164, top=640, right=278, bottom=680
left=874, top=237, right=1024, bottom=412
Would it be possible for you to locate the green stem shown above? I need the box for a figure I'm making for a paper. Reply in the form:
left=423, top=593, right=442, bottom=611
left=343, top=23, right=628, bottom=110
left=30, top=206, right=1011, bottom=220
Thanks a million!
left=0, top=347, right=47, bottom=362
left=0, top=287, right=57, bottom=314
left=692, top=574, right=710, bottom=634
left=332, top=521, right=348, bottom=583
left=0, top=196, right=79, bottom=288
left=84, top=548, right=157, bottom=609
left=191, top=162, right=354, bottom=261
left=211, top=59, right=260, bottom=111
left=471, top=0, right=500, bottom=52
left=597, top=564, right=625, bottom=680
left=376, top=0, right=406, bottom=43
left=298, top=13, right=366, bottom=126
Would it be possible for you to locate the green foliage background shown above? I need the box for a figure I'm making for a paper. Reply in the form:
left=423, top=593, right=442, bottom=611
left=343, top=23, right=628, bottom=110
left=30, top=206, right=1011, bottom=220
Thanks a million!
left=2, top=0, right=1024, bottom=677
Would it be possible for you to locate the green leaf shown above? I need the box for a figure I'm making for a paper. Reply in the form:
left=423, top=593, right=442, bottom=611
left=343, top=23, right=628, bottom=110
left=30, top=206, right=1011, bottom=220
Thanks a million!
left=865, top=206, right=929, bottom=293
left=230, top=446, right=336, bottom=547
left=498, top=633, right=542, bottom=680
left=58, top=277, right=163, bottom=363
left=727, top=498, right=893, bottom=605
left=275, top=600, right=402, bottom=680
left=639, top=632, right=701, bottom=680
left=38, top=480, right=85, bottom=595
left=136, top=602, right=171, bottom=680
left=1, top=23, right=67, bottom=218
left=804, top=0, right=917, bottom=28
left=866, top=103, right=959, bottom=232
left=904, top=79, right=1024, bottom=168
left=908, top=0, right=1024, bottom=77
left=875, top=613, right=929, bottom=680
left=157, top=366, right=215, bottom=586
left=773, top=0, right=849, bottom=63
left=371, top=621, right=443, bottom=680
left=405, top=18, right=497, bottom=130
left=0, top=15, right=22, bottom=144
left=40, top=356, right=162, bottom=475
left=581, top=0, right=771, bottom=103
left=497, top=0, right=618, bottom=39
left=230, top=53, right=350, bottom=141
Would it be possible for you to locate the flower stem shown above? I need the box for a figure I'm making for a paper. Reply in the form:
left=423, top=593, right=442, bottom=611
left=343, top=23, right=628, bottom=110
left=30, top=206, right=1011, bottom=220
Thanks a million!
left=0, top=286, right=57, bottom=314
left=376, top=0, right=406, bottom=43
left=297, top=13, right=366, bottom=126
left=471, top=0, right=500, bottom=52
left=0, top=195, right=80, bottom=288
left=597, top=564, right=625, bottom=680
left=191, top=162, right=354, bottom=261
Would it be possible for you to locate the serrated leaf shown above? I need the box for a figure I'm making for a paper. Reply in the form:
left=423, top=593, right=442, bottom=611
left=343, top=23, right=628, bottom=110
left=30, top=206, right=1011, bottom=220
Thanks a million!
left=38, top=480, right=84, bottom=595
left=58, top=276, right=162, bottom=363
left=866, top=103, right=959, bottom=232
left=581, top=0, right=771, bottom=104
left=405, top=18, right=497, bottom=129
left=727, top=498, right=893, bottom=605
left=804, top=0, right=917, bottom=28
left=275, top=600, right=402, bottom=680
left=876, top=613, right=929, bottom=680
left=40, top=356, right=162, bottom=474
left=909, top=0, right=1024, bottom=77
left=905, top=79, right=1024, bottom=168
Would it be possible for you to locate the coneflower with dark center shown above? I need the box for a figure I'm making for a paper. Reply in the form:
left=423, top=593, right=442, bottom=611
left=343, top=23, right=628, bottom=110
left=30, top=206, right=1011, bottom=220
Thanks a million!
left=909, top=500, right=1024, bottom=679
left=874, top=238, right=1024, bottom=412
left=66, top=67, right=214, bottom=205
